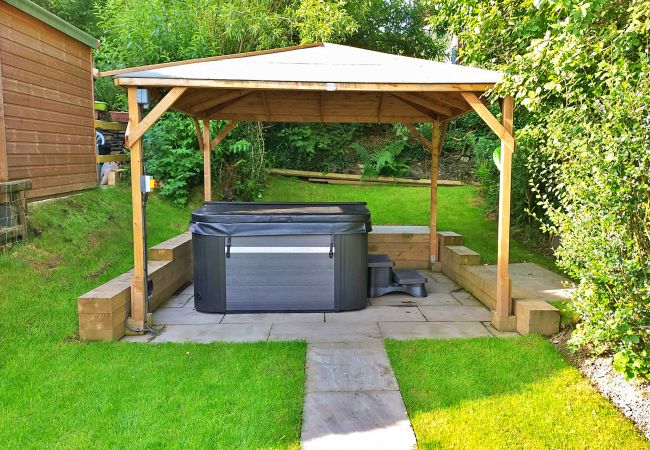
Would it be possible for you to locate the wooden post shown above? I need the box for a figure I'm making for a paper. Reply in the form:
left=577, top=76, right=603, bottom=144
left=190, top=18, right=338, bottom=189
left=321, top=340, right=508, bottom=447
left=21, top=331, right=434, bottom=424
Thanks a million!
left=202, top=120, right=211, bottom=201
left=0, top=54, right=8, bottom=182
left=430, top=119, right=440, bottom=265
left=127, top=87, right=146, bottom=330
left=493, top=95, right=516, bottom=331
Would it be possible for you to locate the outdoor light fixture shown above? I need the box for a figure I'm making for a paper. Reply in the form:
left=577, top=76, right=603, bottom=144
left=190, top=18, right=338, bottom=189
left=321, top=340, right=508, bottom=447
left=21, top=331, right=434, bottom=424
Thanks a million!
left=324, top=82, right=337, bottom=92
left=136, top=88, right=150, bottom=108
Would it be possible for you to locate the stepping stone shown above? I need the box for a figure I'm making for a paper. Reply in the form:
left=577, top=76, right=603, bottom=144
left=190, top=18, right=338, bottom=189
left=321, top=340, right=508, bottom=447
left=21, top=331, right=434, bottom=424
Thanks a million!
left=379, top=321, right=491, bottom=340
left=302, top=391, right=416, bottom=450
left=150, top=323, right=270, bottom=343
left=419, top=305, right=491, bottom=322
left=307, top=342, right=398, bottom=392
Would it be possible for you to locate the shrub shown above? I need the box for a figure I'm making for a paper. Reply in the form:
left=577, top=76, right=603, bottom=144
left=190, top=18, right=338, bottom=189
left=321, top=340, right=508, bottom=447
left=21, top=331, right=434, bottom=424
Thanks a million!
left=143, top=114, right=267, bottom=205
left=538, top=73, right=650, bottom=381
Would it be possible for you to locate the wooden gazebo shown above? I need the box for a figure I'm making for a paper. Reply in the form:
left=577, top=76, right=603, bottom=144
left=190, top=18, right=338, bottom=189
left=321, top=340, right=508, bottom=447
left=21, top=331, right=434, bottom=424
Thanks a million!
left=101, top=43, right=517, bottom=331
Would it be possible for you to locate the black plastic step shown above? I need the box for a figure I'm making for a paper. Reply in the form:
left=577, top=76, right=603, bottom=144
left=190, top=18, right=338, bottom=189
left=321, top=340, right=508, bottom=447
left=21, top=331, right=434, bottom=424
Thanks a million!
left=368, top=253, right=395, bottom=268
left=393, top=269, right=427, bottom=285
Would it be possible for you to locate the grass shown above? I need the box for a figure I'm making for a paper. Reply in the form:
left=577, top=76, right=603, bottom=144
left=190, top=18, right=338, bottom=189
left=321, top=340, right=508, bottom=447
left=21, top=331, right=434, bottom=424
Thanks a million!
left=386, top=335, right=649, bottom=449
left=260, top=176, right=555, bottom=268
left=0, top=186, right=305, bottom=449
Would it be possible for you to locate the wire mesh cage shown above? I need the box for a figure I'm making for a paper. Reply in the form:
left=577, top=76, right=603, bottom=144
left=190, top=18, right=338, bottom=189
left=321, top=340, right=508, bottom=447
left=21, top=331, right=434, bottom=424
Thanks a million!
left=0, top=180, right=31, bottom=251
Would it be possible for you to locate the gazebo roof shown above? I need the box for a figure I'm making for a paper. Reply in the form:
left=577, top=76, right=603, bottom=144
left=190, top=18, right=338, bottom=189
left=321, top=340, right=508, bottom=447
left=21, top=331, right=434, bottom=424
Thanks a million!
left=104, top=42, right=503, bottom=124
left=106, top=42, right=501, bottom=87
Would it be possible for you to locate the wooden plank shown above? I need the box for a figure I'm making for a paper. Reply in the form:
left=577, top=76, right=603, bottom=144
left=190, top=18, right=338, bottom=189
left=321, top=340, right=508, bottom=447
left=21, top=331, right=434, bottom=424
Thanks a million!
left=94, top=120, right=127, bottom=131
left=368, top=242, right=429, bottom=252
left=377, top=92, right=385, bottom=122
left=403, top=123, right=433, bottom=152
left=0, top=179, right=32, bottom=193
left=392, top=92, right=455, bottom=117
left=127, top=87, right=146, bottom=329
left=124, top=87, right=187, bottom=147
left=27, top=180, right=94, bottom=199
left=430, top=120, right=441, bottom=263
left=206, top=112, right=432, bottom=123
left=200, top=91, right=254, bottom=117
left=4, top=103, right=93, bottom=129
left=262, top=91, right=272, bottom=121
left=115, top=77, right=496, bottom=93
left=460, top=92, right=514, bottom=151
left=5, top=131, right=93, bottom=146
left=5, top=117, right=93, bottom=137
left=268, top=168, right=462, bottom=186
left=495, top=95, right=515, bottom=326
left=210, top=120, right=239, bottom=150
left=10, top=163, right=97, bottom=179
left=8, top=153, right=95, bottom=167
left=202, top=119, right=211, bottom=201
left=0, top=53, right=7, bottom=181
left=188, top=89, right=251, bottom=115
left=96, top=154, right=129, bottom=163
left=369, top=234, right=429, bottom=244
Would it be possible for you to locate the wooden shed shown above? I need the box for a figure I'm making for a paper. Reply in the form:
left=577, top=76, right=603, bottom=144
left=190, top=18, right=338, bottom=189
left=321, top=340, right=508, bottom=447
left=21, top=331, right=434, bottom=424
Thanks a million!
left=0, top=0, right=99, bottom=199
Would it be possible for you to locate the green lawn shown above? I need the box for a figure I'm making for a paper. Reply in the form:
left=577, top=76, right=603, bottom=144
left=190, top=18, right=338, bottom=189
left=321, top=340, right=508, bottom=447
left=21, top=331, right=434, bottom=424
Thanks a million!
left=0, top=187, right=305, bottom=449
left=386, top=335, right=649, bottom=449
left=261, top=176, right=554, bottom=268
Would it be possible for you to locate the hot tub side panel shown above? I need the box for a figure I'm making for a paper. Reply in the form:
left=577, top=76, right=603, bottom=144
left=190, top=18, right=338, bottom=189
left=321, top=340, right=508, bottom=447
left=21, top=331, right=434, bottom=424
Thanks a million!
left=192, top=234, right=226, bottom=313
left=335, top=234, right=369, bottom=311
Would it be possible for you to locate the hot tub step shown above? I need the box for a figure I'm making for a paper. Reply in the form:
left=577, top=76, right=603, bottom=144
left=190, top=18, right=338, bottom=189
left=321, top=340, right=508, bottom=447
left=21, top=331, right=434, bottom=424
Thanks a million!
left=393, top=269, right=427, bottom=285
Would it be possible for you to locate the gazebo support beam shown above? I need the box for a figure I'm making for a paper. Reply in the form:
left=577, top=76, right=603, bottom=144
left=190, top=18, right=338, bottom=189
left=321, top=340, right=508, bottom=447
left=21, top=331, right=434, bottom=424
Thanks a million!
left=460, top=92, right=514, bottom=152
left=126, top=87, right=146, bottom=330
left=494, top=95, right=516, bottom=330
left=202, top=120, right=212, bottom=201
left=430, top=119, right=441, bottom=264
left=403, top=123, right=433, bottom=152
left=392, top=92, right=455, bottom=117
left=210, top=121, right=239, bottom=151
left=124, top=87, right=187, bottom=147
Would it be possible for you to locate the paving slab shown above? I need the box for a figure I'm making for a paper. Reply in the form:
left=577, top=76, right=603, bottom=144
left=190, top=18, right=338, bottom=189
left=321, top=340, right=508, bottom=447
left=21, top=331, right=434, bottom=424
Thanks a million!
left=450, top=290, right=482, bottom=306
left=369, top=292, right=460, bottom=307
left=150, top=323, right=271, bottom=343
left=325, top=306, right=425, bottom=323
left=307, top=342, right=398, bottom=392
left=153, top=307, right=223, bottom=325
left=178, top=283, right=194, bottom=296
left=419, top=305, right=491, bottom=322
left=159, top=293, right=193, bottom=308
left=379, top=321, right=492, bottom=340
left=301, top=391, right=416, bottom=450
left=221, top=312, right=324, bottom=324
left=269, top=322, right=381, bottom=343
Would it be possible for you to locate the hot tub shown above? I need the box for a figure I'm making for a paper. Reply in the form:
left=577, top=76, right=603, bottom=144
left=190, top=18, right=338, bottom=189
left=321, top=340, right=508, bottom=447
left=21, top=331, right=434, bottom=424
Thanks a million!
left=190, top=202, right=371, bottom=313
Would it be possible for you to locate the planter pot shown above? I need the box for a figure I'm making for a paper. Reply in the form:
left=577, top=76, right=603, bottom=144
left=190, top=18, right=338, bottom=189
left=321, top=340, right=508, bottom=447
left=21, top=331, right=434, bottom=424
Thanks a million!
left=109, top=111, right=129, bottom=123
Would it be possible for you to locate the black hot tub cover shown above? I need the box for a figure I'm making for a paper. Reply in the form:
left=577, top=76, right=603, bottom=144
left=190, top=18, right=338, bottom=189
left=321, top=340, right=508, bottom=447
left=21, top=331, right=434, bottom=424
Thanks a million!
left=190, top=202, right=372, bottom=237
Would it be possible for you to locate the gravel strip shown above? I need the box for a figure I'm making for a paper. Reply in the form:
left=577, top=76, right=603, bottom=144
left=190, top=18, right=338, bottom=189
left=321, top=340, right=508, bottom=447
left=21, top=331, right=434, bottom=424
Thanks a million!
left=578, top=356, right=650, bottom=439
left=551, top=331, right=650, bottom=440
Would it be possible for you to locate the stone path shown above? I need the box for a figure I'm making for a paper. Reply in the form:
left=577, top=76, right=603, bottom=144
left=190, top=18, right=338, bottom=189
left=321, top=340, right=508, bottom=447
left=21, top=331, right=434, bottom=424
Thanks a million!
left=122, top=270, right=522, bottom=448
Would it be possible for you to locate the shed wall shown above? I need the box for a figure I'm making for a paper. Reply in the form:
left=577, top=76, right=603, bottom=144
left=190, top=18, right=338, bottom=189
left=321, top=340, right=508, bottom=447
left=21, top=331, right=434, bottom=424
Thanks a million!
left=0, top=1, right=96, bottom=198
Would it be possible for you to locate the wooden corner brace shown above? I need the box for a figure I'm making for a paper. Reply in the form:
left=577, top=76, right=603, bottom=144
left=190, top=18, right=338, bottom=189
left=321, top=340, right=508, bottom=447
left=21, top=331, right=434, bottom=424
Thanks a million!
left=124, top=87, right=188, bottom=147
left=460, top=92, right=515, bottom=152
left=403, top=123, right=433, bottom=152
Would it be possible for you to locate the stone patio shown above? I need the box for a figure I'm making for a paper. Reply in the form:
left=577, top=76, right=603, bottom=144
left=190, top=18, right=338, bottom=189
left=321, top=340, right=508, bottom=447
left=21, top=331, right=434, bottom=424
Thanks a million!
left=122, top=271, right=518, bottom=344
